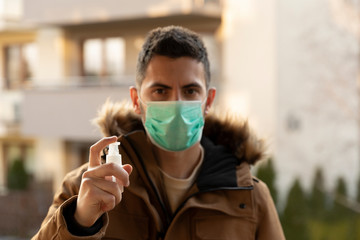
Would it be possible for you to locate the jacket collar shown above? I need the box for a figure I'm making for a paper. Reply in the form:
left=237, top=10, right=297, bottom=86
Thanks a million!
left=120, top=130, right=254, bottom=195
left=94, top=100, right=265, bottom=165
left=197, top=137, right=239, bottom=191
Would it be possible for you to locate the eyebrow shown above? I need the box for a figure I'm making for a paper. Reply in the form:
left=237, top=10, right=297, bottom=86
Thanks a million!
left=182, top=83, right=202, bottom=89
left=147, top=83, right=202, bottom=89
left=148, top=83, right=172, bottom=89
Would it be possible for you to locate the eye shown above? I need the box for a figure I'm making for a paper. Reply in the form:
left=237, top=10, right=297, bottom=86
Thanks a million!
left=154, top=88, right=166, bottom=94
left=150, top=87, right=169, bottom=101
left=184, top=88, right=197, bottom=95
left=183, top=87, right=202, bottom=101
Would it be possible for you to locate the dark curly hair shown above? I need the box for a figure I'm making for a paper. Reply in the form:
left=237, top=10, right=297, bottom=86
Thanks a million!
left=136, top=25, right=211, bottom=89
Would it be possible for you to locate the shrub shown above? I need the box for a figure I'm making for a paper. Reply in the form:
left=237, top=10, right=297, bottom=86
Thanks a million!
left=7, top=158, right=29, bottom=190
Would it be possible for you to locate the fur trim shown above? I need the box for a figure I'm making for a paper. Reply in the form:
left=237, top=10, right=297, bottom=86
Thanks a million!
left=93, top=99, right=144, bottom=137
left=203, top=112, right=265, bottom=165
left=93, top=100, right=265, bottom=165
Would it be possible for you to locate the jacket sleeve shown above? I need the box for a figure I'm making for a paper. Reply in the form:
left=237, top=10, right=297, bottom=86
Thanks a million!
left=31, top=164, right=109, bottom=240
left=254, top=179, right=286, bottom=240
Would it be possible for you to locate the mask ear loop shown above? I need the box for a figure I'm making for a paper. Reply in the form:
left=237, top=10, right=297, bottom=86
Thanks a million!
left=137, top=96, right=147, bottom=107
left=201, top=96, right=207, bottom=106
left=201, top=90, right=211, bottom=108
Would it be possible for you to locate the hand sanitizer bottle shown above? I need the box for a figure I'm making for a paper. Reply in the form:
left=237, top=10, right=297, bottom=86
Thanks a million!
left=106, top=142, right=123, bottom=191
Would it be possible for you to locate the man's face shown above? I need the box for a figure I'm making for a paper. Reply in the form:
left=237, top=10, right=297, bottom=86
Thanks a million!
left=131, top=55, right=215, bottom=117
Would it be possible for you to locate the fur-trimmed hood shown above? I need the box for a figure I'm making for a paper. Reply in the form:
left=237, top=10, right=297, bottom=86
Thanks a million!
left=94, top=100, right=265, bottom=165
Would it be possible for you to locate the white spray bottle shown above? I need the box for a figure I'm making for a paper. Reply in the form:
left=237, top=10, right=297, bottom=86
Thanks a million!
left=106, top=142, right=123, bottom=191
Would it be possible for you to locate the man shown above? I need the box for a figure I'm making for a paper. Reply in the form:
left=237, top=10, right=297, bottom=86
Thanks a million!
left=33, top=26, right=285, bottom=239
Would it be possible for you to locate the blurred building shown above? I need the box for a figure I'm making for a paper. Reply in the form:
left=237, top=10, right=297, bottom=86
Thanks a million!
left=0, top=0, right=359, bottom=207
left=0, top=0, right=226, bottom=194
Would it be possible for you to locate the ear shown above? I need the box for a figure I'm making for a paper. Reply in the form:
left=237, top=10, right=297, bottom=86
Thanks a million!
left=129, top=86, right=142, bottom=114
left=204, top=87, right=216, bottom=115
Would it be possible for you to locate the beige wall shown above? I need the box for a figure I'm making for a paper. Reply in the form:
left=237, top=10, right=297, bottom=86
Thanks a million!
left=219, top=0, right=359, bottom=203
left=35, top=28, right=66, bottom=84
left=276, top=0, right=359, bottom=200
left=220, top=0, right=277, bottom=146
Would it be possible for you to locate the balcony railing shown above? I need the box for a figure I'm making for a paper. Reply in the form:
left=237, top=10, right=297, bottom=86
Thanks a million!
left=23, top=0, right=222, bottom=25
left=26, top=75, right=135, bottom=91
left=21, top=76, right=134, bottom=140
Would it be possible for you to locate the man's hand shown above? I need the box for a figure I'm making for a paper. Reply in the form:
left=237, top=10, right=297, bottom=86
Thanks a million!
left=74, top=136, right=133, bottom=227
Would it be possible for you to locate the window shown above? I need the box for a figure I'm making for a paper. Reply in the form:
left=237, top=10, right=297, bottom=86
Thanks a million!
left=4, top=42, right=37, bottom=89
left=82, top=37, right=125, bottom=79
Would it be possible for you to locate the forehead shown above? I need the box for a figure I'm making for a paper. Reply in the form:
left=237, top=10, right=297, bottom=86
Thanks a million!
left=140, top=55, right=207, bottom=88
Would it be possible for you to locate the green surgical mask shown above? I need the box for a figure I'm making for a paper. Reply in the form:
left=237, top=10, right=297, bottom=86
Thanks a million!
left=142, top=100, right=205, bottom=152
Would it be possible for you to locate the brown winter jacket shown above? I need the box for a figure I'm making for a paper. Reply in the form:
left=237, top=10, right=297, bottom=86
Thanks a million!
left=32, top=101, right=285, bottom=240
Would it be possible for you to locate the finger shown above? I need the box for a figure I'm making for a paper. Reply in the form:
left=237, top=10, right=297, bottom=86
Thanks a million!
left=99, top=191, right=119, bottom=213
left=89, top=136, right=117, bottom=168
left=109, top=164, right=132, bottom=192
left=84, top=177, right=122, bottom=205
left=122, top=164, right=133, bottom=176
left=85, top=163, right=130, bottom=187
left=81, top=180, right=118, bottom=214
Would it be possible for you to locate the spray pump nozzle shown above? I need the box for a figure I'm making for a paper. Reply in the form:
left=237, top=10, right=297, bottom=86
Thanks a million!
left=108, top=142, right=120, bottom=156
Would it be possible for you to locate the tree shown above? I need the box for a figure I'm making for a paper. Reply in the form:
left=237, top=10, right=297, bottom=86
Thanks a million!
left=327, top=176, right=356, bottom=239
left=308, top=167, right=327, bottom=219
left=332, top=176, right=348, bottom=219
left=7, top=158, right=29, bottom=190
left=357, top=175, right=360, bottom=204
left=281, top=178, right=309, bottom=240
left=256, top=157, right=278, bottom=206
